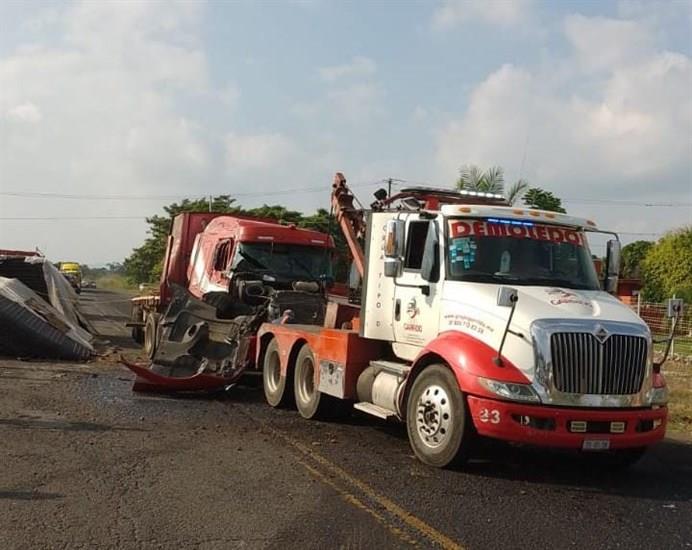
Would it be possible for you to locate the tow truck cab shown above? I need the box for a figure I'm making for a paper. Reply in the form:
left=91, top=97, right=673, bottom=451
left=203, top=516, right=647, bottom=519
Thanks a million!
left=360, top=203, right=666, bottom=456
left=258, top=182, right=668, bottom=468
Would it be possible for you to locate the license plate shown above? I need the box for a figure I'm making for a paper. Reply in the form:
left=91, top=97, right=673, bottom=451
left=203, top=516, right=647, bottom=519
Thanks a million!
left=582, top=439, right=610, bottom=451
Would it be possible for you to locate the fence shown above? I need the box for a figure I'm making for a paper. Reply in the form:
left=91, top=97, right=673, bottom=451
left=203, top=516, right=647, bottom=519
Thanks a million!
left=629, top=299, right=692, bottom=358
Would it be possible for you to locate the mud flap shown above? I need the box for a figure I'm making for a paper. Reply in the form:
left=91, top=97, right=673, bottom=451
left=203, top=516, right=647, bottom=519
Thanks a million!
left=121, top=359, right=240, bottom=393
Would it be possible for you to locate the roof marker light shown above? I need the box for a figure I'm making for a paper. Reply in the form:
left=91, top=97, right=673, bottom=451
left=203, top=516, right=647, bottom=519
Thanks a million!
left=487, top=217, right=534, bottom=227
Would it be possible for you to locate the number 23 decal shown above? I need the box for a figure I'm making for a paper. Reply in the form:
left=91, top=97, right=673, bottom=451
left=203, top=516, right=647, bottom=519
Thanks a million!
left=479, top=408, right=500, bottom=424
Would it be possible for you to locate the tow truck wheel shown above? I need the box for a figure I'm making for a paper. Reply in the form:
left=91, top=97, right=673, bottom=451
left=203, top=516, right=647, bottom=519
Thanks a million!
left=406, top=364, right=470, bottom=468
left=294, top=343, right=347, bottom=420
left=143, top=313, right=160, bottom=360
left=294, top=344, right=322, bottom=419
left=263, top=338, right=292, bottom=408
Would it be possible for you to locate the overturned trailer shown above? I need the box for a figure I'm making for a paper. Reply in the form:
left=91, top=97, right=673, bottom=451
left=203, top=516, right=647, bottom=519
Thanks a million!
left=0, top=277, right=93, bottom=360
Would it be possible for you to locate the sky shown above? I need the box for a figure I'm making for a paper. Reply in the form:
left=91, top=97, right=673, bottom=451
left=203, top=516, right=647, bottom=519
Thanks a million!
left=0, top=0, right=690, bottom=265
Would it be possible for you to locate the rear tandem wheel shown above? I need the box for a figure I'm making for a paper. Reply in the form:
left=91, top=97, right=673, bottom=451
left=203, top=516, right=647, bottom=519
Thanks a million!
left=263, top=338, right=293, bottom=408
left=294, top=343, right=351, bottom=420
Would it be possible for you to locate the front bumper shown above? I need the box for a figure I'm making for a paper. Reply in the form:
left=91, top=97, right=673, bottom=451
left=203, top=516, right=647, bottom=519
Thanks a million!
left=467, top=395, right=667, bottom=449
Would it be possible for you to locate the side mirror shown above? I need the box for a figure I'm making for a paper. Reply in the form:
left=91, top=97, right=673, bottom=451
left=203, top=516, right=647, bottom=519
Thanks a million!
left=384, top=259, right=400, bottom=278
left=605, top=239, right=621, bottom=293
left=384, top=219, right=404, bottom=258
left=497, top=286, right=518, bottom=308
left=494, top=287, right=519, bottom=367
left=384, top=219, right=404, bottom=278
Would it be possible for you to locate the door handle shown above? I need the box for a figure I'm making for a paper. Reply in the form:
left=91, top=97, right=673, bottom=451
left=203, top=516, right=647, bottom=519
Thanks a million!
left=395, top=299, right=401, bottom=321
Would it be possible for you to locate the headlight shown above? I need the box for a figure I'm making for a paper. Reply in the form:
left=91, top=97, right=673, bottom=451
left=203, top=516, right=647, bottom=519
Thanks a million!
left=478, top=377, right=541, bottom=403
left=649, top=386, right=668, bottom=406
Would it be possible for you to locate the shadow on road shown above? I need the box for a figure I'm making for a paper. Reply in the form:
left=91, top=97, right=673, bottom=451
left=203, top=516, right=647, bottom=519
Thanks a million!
left=0, top=417, right=147, bottom=433
left=459, top=437, right=692, bottom=502
left=0, top=490, right=64, bottom=501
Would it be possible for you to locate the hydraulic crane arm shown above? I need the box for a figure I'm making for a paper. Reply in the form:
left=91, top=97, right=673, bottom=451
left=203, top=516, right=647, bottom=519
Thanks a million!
left=331, top=173, right=366, bottom=278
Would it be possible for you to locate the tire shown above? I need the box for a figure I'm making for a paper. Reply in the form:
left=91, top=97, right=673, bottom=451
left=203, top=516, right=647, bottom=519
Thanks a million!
left=143, top=313, right=160, bottom=360
left=294, top=344, right=322, bottom=419
left=581, top=447, right=647, bottom=470
left=406, top=364, right=471, bottom=468
left=263, top=339, right=292, bottom=407
left=292, top=344, right=351, bottom=420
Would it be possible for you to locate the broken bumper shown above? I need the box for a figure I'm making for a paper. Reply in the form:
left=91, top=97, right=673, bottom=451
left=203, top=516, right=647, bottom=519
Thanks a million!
left=121, top=359, right=241, bottom=393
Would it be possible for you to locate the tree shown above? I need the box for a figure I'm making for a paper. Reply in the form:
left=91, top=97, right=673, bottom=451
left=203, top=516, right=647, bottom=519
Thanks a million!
left=123, top=196, right=239, bottom=284
left=641, top=226, right=692, bottom=302
left=522, top=187, right=566, bottom=213
left=457, top=164, right=504, bottom=193
left=456, top=164, right=528, bottom=205
left=123, top=197, right=354, bottom=285
left=620, top=240, right=653, bottom=279
left=506, top=179, right=529, bottom=206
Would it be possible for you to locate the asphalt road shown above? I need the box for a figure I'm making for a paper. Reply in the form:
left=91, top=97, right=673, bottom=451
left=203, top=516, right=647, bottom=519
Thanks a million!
left=0, top=288, right=690, bottom=549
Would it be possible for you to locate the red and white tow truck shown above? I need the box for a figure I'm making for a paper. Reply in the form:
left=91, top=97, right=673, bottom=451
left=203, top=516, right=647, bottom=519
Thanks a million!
left=124, top=173, right=675, bottom=468
left=254, top=173, right=671, bottom=468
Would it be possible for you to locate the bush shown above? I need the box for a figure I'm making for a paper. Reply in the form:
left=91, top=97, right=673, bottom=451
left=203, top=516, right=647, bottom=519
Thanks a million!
left=641, top=226, right=692, bottom=302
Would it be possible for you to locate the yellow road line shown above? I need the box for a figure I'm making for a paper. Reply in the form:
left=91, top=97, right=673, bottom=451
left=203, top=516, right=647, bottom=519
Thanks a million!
left=295, top=458, right=420, bottom=548
left=262, top=422, right=464, bottom=550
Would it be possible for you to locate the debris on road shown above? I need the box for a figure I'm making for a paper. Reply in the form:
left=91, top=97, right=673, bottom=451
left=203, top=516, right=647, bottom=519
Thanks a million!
left=0, top=253, right=94, bottom=332
left=0, top=252, right=94, bottom=360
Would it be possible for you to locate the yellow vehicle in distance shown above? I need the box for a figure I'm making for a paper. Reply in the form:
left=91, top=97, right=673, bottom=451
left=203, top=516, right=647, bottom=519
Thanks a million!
left=58, top=261, right=83, bottom=294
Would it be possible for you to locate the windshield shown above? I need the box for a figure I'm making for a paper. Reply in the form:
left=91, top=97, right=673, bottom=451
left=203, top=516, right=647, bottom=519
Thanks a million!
left=231, top=242, right=332, bottom=281
left=446, top=218, right=600, bottom=290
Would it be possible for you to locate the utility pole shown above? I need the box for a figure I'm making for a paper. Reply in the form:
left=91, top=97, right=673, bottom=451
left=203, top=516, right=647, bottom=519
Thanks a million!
left=387, top=178, right=392, bottom=199
left=208, top=195, right=212, bottom=212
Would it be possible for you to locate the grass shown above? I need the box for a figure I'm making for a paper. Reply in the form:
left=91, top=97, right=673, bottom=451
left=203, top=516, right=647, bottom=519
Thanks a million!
left=90, top=274, right=138, bottom=293
left=663, top=360, right=692, bottom=436
left=654, top=337, right=692, bottom=357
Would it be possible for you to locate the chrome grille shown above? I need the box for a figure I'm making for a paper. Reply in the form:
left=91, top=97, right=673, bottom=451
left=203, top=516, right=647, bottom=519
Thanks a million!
left=550, top=333, right=647, bottom=395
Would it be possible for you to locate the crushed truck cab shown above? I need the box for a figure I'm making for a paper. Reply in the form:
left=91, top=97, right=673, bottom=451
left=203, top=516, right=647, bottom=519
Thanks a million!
left=124, top=211, right=334, bottom=392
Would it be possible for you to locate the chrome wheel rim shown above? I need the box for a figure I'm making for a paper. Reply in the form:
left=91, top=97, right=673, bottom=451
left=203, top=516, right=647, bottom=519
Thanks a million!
left=415, top=384, right=452, bottom=449
left=265, top=349, right=281, bottom=394
left=297, top=356, right=315, bottom=405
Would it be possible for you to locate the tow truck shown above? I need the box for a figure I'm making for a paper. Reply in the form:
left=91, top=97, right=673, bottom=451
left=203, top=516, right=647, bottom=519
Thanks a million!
left=254, top=173, right=673, bottom=468
left=124, top=173, right=675, bottom=468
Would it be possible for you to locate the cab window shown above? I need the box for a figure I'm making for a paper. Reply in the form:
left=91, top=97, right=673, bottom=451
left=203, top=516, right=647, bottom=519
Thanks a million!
left=213, top=240, right=233, bottom=271
left=404, top=221, right=430, bottom=270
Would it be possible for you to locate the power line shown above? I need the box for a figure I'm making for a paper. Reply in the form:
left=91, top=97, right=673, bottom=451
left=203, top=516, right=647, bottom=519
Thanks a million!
left=0, top=181, right=385, bottom=201
left=2, top=183, right=689, bottom=207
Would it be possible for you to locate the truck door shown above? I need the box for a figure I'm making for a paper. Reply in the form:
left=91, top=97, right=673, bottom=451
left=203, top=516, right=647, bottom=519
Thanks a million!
left=392, top=216, right=441, bottom=360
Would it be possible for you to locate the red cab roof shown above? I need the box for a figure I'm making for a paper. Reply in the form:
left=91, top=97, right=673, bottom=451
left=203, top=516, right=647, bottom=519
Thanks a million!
left=203, top=216, right=334, bottom=248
